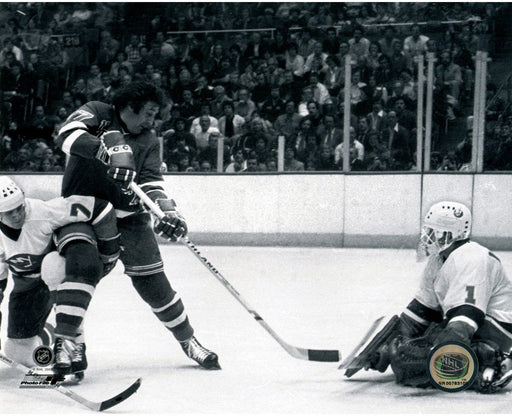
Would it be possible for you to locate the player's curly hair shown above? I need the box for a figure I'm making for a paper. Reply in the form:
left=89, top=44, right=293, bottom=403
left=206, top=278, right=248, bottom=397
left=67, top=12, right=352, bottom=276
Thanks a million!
left=112, top=81, right=166, bottom=113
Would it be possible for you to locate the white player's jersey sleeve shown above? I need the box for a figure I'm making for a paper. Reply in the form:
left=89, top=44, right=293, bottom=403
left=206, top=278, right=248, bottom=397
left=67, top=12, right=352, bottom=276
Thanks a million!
left=414, top=254, right=444, bottom=312
left=35, top=195, right=97, bottom=229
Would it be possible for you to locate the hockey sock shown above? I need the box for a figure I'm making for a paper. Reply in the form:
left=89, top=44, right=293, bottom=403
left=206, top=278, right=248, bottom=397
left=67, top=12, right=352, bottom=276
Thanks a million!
left=55, top=242, right=101, bottom=339
left=129, top=272, right=194, bottom=341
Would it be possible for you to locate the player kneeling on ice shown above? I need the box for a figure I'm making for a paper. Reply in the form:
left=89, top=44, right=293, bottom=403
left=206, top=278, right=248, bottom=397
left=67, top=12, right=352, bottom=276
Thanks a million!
left=344, top=201, right=512, bottom=393
left=0, top=176, right=120, bottom=382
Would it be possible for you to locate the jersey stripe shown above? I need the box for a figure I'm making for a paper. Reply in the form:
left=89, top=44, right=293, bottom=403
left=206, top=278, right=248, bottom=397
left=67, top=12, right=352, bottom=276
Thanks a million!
left=62, top=129, right=86, bottom=155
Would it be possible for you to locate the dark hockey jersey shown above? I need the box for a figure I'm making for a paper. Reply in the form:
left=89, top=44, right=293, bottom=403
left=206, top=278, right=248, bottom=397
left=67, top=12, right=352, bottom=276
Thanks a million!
left=56, top=101, right=167, bottom=215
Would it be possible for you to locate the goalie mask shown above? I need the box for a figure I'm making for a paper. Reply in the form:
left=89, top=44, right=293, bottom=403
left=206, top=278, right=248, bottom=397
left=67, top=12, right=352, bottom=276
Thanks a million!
left=419, top=201, right=472, bottom=256
left=0, top=176, right=24, bottom=212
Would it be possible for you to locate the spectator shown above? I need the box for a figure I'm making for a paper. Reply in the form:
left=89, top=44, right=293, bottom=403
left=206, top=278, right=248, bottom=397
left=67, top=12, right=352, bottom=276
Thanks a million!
left=279, top=69, right=302, bottom=104
left=378, top=26, right=401, bottom=59
left=179, top=89, right=201, bottom=121
left=339, top=69, right=369, bottom=117
left=96, top=29, right=120, bottom=71
left=197, top=132, right=230, bottom=171
left=283, top=145, right=305, bottom=171
left=322, top=55, right=344, bottom=97
left=225, top=149, right=246, bottom=173
left=85, top=63, right=103, bottom=100
left=240, top=62, right=257, bottom=91
left=296, top=132, right=319, bottom=164
left=165, top=117, right=197, bottom=160
left=231, top=118, right=271, bottom=156
left=399, top=69, right=417, bottom=103
left=243, top=32, right=268, bottom=66
left=51, top=106, right=70, bottom=141
left=435, top=49, right=463, bottom=102
left=393, top=97, right=416, bottom=132
left=24, top=104, right=54, bottom=142
left=317, top=114, right=343, bottom=154
left=309, top=72, right=332, bottom=107
left=382, top=110, right=413, bottom=167
left=303, top=41, right=328, bottom=75
left=109, top=52, right=133, bottom=84
left=260, top=85, right=286, bottom=124
left=241, top=152, right=259, bottom=172
left=90, top=72, right=114, bottom=103
left=192, top=114, right=221, bottom=152
left=274, top=100, right=302, bottom=141
left=234, top=88, right=257, bottom=122
left=218, top=101, right=245, bottom=141
left=323, top=27, right=340, bottom=55
left=125, top=34, right=143, bottom=66
left=193, top=75, right=214, bottom=103
left=297, top=28, right=316, bottom=59
left=0, top=37, right=24, bottom=67
left=284, top=42, right=305, bottom=79
left=2, top=60, right=31, bottom=124
left=334, top=126, right=365, bottom=165
left=210, top=85, right=232, bottom=119
left=348, top=25, right=371, bottom=67
left=314, top=144, right=338, bottom=171
left=251, top=72, right=271, bottom=106
left=305, top=101, right=322, bottom=129
left=403, top=23, right=429, bottom=68
left=298, top=86, right=314, bottom=117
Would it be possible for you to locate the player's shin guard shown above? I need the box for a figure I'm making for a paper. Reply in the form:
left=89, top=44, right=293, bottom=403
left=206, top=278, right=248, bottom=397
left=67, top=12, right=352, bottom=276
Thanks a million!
left=129, top=272, right=194, bottom=341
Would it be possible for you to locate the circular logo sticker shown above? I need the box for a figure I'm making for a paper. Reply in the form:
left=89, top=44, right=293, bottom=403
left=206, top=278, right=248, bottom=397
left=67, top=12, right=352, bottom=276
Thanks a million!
left=33, top=346, right=53, bottom=367
left=427, top=341, right=478, bottom=392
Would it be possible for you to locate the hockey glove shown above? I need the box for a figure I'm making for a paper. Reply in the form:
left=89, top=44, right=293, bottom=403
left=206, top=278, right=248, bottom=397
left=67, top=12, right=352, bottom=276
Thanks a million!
left=153, top=199, right=188, bottom=242
left=100, top=131, right=137, bottom=188
left=433, top=320, right=475, bottom=346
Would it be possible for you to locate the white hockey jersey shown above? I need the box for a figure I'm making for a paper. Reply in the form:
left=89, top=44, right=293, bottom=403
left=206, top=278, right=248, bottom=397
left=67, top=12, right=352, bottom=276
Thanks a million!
left=0, top=195, right=109, bottom=290
left=415, top=241, right=512, bottom=326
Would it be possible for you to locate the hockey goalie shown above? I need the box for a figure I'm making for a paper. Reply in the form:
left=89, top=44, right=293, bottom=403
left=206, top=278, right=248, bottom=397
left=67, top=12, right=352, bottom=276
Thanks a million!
left=343, top=201, right=512, bottom=393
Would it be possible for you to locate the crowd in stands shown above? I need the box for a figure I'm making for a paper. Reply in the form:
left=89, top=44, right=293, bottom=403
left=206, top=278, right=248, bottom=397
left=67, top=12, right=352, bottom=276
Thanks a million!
left=0, top=2, right=509, bottom=173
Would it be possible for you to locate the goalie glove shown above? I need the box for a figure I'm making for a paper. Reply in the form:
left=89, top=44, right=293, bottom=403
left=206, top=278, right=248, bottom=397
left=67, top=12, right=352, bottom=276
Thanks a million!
left=99, top=131, right=137, bottom=188
left=153, top=199, right=188, bottom=242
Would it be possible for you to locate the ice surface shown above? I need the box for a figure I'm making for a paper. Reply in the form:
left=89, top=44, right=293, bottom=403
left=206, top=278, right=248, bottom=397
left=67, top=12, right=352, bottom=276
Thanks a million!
left=2, top=246, right=512, bottom=415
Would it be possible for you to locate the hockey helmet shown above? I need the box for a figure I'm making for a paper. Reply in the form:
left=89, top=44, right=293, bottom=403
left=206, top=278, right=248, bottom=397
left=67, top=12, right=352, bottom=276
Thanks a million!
left=420, top=201, right=472, bottom=255
left=0, top=176, right=25, bottom=212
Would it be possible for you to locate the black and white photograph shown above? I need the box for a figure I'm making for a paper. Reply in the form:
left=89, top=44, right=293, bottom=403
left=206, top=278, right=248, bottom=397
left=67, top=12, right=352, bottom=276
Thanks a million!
left=1, top=2, right=512, bottom=414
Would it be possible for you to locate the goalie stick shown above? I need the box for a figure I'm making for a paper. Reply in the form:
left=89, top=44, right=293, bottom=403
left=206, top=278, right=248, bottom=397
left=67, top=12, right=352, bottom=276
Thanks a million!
left=0, top=353, right=141, bottom=411
left=129, top=182, right=342, bottom=362
left=338, top=316, right=385, bottom=370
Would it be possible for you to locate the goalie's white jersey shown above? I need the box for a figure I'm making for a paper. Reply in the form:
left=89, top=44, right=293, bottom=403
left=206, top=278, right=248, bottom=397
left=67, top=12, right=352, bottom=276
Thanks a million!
left=415, top=241, right=512, bottom=325
left=0, top=195, right=101, bottom=281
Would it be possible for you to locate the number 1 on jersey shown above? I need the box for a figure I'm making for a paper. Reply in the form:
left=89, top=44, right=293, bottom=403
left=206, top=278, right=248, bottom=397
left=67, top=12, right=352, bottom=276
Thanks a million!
left=465, top=285, right=476, bottom=304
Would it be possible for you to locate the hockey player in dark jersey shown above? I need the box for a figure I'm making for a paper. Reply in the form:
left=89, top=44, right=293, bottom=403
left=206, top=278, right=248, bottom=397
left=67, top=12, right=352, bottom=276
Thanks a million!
left=0, top=176, right=119, bottom=378
left=55, top=81, right=220, bottom=370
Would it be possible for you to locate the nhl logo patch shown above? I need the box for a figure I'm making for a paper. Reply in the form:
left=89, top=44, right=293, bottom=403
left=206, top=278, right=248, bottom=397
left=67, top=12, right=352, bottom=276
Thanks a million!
left=427, top=341, right=478, bottom=392
left=33, top=345, right=53, bottom=367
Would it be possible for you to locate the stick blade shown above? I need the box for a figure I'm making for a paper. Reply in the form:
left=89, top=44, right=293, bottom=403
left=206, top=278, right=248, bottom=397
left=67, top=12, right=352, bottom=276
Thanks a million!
left=98, top=378, right=142, bottom=411
left=307, top=349, right=341, bottom=362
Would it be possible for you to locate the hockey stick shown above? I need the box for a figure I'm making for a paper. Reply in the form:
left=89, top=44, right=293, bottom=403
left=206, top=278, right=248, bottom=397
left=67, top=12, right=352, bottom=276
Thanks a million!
left=0, top=353, right=141, bottom=411
left=129, top=182, right=342, bottom=362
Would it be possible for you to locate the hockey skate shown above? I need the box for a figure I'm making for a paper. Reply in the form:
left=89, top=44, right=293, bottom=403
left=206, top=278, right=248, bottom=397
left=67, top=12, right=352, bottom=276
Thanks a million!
left=180, top=336, right=221, bottom=370
left=53, top=338, right=87, bottom=383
